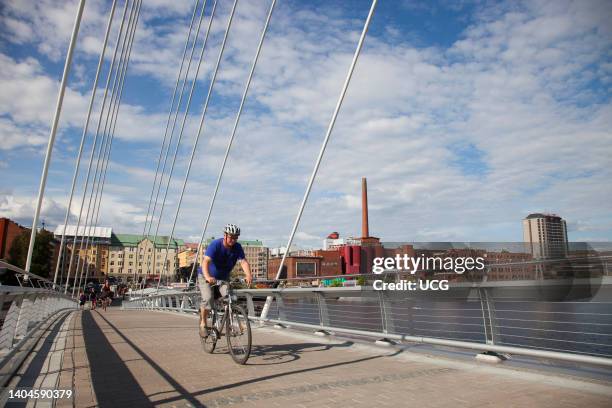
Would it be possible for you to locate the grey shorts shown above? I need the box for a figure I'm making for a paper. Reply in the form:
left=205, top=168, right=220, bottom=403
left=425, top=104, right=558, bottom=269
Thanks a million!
left=198, top=278, right=228, bottom=310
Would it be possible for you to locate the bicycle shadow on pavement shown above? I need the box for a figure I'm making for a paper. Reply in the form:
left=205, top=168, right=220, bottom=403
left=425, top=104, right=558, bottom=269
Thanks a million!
left=247, top=340, right=354, bottom=366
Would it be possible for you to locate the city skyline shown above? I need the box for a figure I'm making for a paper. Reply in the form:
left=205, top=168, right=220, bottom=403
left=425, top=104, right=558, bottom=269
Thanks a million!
left=1, top=0, right=611, bottom=249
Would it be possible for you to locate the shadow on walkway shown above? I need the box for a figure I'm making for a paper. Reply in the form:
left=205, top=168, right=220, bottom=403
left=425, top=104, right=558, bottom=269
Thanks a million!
left=94, top=311, right=205, bottom=408
left=6, top=313, right=71, bottom=408
left=248, top=340, right=354, bottom=365
left=82, top=311, right=151, bottom=407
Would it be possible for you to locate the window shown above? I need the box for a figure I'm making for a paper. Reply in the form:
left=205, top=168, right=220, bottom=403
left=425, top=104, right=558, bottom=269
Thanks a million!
left=110, top=261, right=114, bottom=266
left=296, top=262, right=316, bottom=277
left=129, top=254, right=134, bottom=259
left=129, top=262, right=133, bottom=266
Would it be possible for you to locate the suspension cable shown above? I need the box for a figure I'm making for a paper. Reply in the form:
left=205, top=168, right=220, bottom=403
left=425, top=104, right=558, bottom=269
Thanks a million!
left=155, top=0, right=225, bottom=292
left=81, top=0, right=142, bottom=292
left=187, top=0, right=277, bottom=287
left=274, top=0, right=378, bottom=279
left=133, top=0, right=203, bottom=284
left=74, top=0, right=137, bottom=294
left=145, top=0, right=209, bottom=241
left=64, top=0, right=131, bottom=294
left=74, top=0, right=139, bottom=295
left=53, top=0, right=118, bottom=290
left=150, top=0, right=227, bottom=292
left=138, top=0, right=208, bottom=283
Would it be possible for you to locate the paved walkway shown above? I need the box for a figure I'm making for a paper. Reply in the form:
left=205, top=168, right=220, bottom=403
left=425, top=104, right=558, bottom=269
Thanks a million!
left=9, top=308, right=612, bottom=407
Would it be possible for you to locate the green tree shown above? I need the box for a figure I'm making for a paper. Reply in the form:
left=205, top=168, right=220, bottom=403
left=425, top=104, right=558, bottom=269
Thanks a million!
left=8, top=228, right=54, bottom=278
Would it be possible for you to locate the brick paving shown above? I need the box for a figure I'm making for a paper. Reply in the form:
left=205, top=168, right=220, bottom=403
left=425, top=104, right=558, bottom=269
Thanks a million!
left=26, top=309, right=612, bottom=407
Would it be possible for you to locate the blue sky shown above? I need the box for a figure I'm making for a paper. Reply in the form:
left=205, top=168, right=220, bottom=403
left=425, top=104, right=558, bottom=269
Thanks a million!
left=1, top=0, right=611, bottom=248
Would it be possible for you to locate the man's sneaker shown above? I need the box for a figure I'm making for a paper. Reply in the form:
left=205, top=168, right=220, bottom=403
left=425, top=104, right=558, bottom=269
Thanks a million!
left=199, top=324, right=208, bottom=338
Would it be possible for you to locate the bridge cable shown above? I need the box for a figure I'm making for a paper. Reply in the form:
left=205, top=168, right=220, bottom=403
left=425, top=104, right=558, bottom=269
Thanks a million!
left=187, top=0, right=278, bottom=288
left=273, top=0, right=378, bottom=281
left=80, top=0, right=142, bottom=293
left=133, top=0, right=203, bottom=284
left=151, top=0, right=231, bottom=292
left=144, top=0, right=209, bottom=242
left=73, top=0, right=140, bottom=296
left=148, top=0, right=231, bottom=293
left=73, top=0, right=138, bottom=294
left=53, top=0, right=119, bottom=291
left=135, top=0, right=210, bottom=286
left=159, top=0, right=263, bottom=291
left=259, top=0, right=378, bottom=319
left=64, top=0, right=132, bottom=294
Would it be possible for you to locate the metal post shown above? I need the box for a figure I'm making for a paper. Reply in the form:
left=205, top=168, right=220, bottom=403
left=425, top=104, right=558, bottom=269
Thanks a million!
left=25, top=0, right=86, bottom=272
left=275, top=294, right=286, bottom=321
left=316, top=292, right=330, bottom=327
left=245, top=293, right=255, bottom=317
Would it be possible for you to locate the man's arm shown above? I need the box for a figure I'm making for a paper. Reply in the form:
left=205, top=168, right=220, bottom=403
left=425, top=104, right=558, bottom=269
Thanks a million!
left=203, top=255, right=215, bottom=284
left=239, top=259, right=252, bottom=285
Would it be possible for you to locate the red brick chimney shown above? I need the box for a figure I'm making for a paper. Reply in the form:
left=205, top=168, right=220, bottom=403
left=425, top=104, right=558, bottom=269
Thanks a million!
left=362, top=177, right=369, bottom=238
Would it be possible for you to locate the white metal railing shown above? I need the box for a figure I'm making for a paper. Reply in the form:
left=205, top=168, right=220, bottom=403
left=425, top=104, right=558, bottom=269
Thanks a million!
left=122, top=277, right=612, bottom=368
left=0, top=262, right=77, bottom=357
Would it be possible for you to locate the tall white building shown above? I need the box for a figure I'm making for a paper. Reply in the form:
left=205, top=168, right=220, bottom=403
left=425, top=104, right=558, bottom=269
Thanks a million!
left=523, top=213, right=569, bottom=258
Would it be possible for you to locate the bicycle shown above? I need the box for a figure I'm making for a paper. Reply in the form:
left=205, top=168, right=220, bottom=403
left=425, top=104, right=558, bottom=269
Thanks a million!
left=200, top=281, right=252, bottom=365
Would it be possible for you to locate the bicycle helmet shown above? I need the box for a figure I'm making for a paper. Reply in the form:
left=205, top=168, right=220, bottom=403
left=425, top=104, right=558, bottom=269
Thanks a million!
left=223, top=223, right=241, bottom=236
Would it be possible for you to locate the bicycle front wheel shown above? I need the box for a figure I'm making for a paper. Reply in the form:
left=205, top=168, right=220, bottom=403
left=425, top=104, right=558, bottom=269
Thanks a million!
left=226, top=304, right=251, bottom=364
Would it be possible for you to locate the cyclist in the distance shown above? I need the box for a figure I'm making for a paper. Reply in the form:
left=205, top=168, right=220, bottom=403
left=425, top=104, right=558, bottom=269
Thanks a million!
left=199, top=224, right=252, bottom=337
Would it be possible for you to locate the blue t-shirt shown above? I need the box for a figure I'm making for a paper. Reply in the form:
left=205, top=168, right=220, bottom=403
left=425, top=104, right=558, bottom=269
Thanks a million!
left=200, top=238, right=245, bottom=280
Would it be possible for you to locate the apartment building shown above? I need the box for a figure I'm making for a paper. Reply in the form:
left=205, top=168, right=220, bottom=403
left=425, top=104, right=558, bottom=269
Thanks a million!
left=108, top=234, right=185, bottom=280
left=523, top=213, right=569, bottom=259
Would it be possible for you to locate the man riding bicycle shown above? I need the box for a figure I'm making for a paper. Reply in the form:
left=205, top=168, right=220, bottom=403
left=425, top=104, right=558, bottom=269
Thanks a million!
left=199, top=224, right=252, bottom=337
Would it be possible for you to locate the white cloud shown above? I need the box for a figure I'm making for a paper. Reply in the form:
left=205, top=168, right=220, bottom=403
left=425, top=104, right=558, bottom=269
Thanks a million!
left=1, top=0, right=611, bottom=247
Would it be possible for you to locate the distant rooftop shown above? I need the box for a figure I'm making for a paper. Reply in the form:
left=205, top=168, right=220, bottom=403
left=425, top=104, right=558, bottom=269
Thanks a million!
left=111, top=233, right=184, bottom=248
left=54, top=225, right=112, bottom=238
left=525, top=213, right=563, bottom=220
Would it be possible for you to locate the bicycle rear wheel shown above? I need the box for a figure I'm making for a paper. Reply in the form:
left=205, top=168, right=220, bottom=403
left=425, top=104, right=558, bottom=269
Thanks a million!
left=226, top=304, right=251, bottom=364
left=201, top=310, right=217, bottom=353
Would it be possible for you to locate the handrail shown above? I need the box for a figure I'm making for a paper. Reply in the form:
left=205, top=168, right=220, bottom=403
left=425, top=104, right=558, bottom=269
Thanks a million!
left=0, top=284, right=77, bottom=366
left=0, top=260, right=70, bottom=294
left=122, top=282, right=612, bottom=368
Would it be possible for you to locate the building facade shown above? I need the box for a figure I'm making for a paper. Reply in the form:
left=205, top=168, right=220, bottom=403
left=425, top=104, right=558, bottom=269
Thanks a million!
left=523, top=213, right=569, bottom=258
left=267, top=255, right=321, bottom=281
left=0, top=217, right=29, bottom=260
left=54, top=226, right=112, bottom=282
left=53, top=226, right=184, bottom=282
left=108, top=234, right=185, bottom=280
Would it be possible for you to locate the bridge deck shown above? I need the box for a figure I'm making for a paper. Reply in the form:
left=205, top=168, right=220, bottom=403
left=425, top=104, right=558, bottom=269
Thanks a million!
left=10, top=308, right=611, bottom=407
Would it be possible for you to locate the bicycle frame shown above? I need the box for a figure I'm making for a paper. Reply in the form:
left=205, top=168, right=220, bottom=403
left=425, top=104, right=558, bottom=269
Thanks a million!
left=209, top=281, right=236, bottom=336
